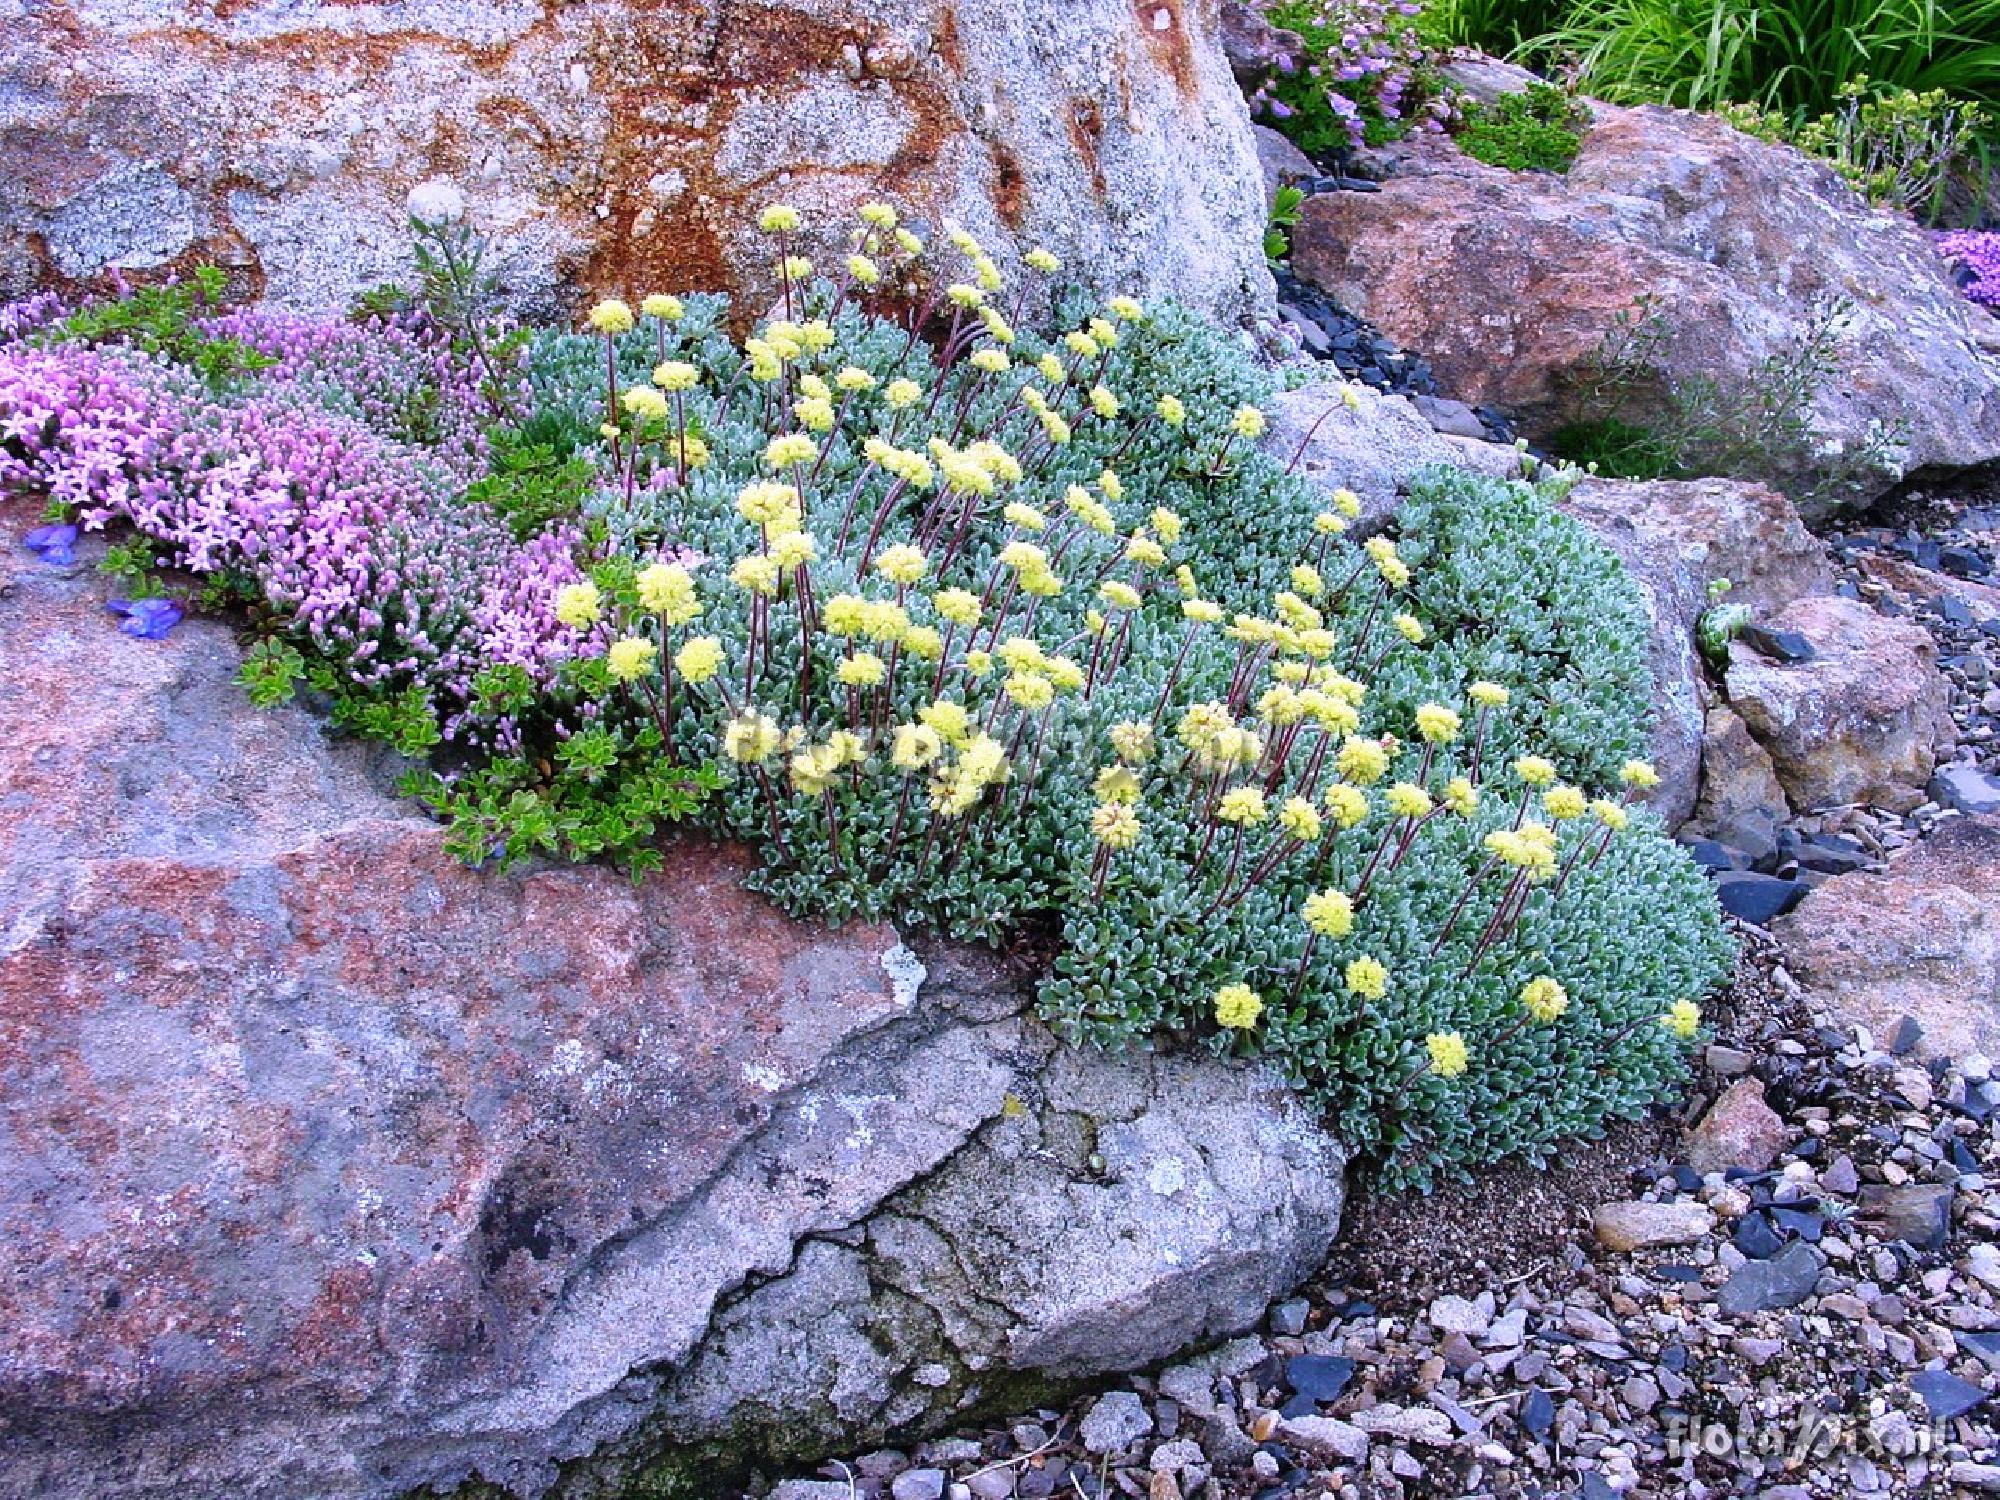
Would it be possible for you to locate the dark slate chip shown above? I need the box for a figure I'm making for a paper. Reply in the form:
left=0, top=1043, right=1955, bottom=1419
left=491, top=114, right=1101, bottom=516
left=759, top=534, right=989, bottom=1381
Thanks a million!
left=1769, top=1206, right=1823, bottom=1242
left=1740, top=624, right=1817, bottom=662
left=1734, top=1213, right=1786, bottom=1260
left=1712, top=870, right=1806, bottom=925
left=1284, top=1354, right=1355, bottom=1404
left=1520, top=1388, right=1555, bottom=1438
left=1910, top=1369, right=1990, bottom=1420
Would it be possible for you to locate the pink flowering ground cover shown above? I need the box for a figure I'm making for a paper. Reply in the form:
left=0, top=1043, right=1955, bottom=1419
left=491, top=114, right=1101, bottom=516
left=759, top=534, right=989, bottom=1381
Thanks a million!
left=1935, top=229, right=2000, bottom=307
left=0, top=306, right=593, bottom=741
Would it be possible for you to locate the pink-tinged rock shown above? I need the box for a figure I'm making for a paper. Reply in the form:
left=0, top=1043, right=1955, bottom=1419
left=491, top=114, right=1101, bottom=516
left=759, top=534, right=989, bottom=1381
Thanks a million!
left=1562, top=477, right=1832, bottom=618
left=1692, top=704, right=1792, bottom=833
left=1683, top=1078, right=1788, bottom=1175
left=1853, top=550, right=2000, bottom=622
left=1723, top=594, right=1954, bottom=814
left=1775, top=815, right=2000, bottom=1062
left=1592, top=1199, right=1716, bottom=1252
left=1551, top=443, right=1832, bottom=832
left=1291, top=106, right=2000, bottom=513
left=0, top=507, right=1348, bottom=1497
left=0, top=0, right=1271, bottom=325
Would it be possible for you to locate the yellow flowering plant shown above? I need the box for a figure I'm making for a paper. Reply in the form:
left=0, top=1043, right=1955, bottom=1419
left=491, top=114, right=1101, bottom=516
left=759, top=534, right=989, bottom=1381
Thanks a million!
left=352, top=206, right=1734, bottom=1188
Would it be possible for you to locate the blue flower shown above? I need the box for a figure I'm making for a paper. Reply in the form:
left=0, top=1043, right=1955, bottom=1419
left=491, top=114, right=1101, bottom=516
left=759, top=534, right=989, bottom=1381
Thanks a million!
left=23, top=523, right=79, bottom=566
left=106, top=597, right=184, bottom=640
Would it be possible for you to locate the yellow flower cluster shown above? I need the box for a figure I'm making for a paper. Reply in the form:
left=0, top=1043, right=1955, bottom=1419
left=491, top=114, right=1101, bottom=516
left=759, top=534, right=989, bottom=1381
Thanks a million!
left=1091, top=801, right=1142, bottom=849
left=606, top=636, right=657, bottom=682
left=1345, top=955, right=1389, bottom=999
left=555, top=580, right=602, bottom=629
left=1213, top=983, right=1264, bottom=1030
left=1520, top=975, right=1570, bottom=1023
left=1302, top=888, right=1355, bottom=938
left=1425, top=1031, right=1469, bottom=1078
left=1177, top=702, right=1262, bottom=773
left=1484, top=822, right=1560, bottom=880
left=928, top=732, right=1011, bottom=818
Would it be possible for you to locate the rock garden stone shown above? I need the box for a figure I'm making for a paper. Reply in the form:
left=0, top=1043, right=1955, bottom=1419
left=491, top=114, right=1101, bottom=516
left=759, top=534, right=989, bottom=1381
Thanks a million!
left=1254, top=124, right=1319, bottom=204
left=1932, top=762, right=2000, bottom=814
left=1591, top=1201, right=1717, bottom=1252
left=1290, top=105, right=2000, bottom=513
left=1564, top=476, right=1833, bottom=617
left=1691, top=706, right=1792, bottom=830
left=1079, top=1391, right=1153, bottom=1455
left=1275, top=1415, right=1370, bottom=1462
left=0, top=555, right=1347, bottom=1500
left=1259, top=378, right=1519, bottom=527
left=1711, top=868, right=1807, bottom=925
left=1554, top=481, right=1711, bottom=826
left=1775, top=814, right=2000, bottom=1061
left=1857, top=1184, right=1955, bottom=1251
left=1910, top=1369, right=1992, bottom=1421
left=1716, top=1240, right=1825, bottom=1316
left=1684, top=1078, right=1788, bottom=1174
left=1724, top=594, right=1955, bottom=813
left=1, top=0, right=1274, bottom=324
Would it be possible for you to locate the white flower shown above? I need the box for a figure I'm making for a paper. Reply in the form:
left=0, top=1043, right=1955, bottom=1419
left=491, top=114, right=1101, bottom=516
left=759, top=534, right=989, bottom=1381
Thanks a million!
left=406, top=179, right=467, bottom=226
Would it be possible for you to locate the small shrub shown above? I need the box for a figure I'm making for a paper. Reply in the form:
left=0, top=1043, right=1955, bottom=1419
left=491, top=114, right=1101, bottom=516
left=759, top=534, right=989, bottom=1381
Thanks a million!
left=1251, top=0, right=1453, bottom=161
left=0, top=208, right=1731, bottom=1188
left=1725, top=81, right=1991, bottom=220
left=1454, top=82, right=1590, bottom=171
left=1548, top=293, right=1904, bottom=509
left=57, top=266, right=274, bottom=385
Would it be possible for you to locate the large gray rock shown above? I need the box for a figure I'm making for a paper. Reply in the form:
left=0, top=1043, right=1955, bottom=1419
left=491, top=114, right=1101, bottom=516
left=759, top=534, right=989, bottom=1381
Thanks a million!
left=1262, top=378, right=1522, bottom=526
left=0, top=512, right=1346, bottom=1499
left=1545, top=475, right=1833, bottom=828
left=1562, top=476, right=1833, bottom=617
left=1554, top=478, right=1713, bottom=828
left=1291, top=105, right=2000, bottom=513
left=0, top=0, right=1273, bottom=324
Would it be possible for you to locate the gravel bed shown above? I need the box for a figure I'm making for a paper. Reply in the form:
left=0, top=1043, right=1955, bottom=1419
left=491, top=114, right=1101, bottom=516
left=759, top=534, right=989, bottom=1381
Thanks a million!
left=1268, top=265, right=1517, bottom=449
left=1829, top=482, right=2000, bottom=817
left=755, top=928, right=1999, bottom=1500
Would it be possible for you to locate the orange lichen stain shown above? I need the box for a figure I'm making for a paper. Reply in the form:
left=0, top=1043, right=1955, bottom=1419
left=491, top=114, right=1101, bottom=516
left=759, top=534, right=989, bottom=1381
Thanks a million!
left=574, top=0, right=964, bottom=314
left=932, top=3, right=964, bottom=74
left=1133, top=0, right=1198, bottom=97
left=1065, top=96, right=1109, bottom=202
left=989, top=138, right=1029, bottom=229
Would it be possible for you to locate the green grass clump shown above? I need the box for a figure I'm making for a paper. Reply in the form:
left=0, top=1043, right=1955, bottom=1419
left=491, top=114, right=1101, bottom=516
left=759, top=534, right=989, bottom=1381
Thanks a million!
left=1535, top=0, right=2000, bottom=117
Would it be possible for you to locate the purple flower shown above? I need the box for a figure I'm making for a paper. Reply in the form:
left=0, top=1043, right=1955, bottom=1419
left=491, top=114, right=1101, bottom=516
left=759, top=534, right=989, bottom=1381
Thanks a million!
left=1936, top=230, right=2000, bottom=308
left=107, top=597, right=185, bottom=639
left=23, top=522, right=78, bottom=565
